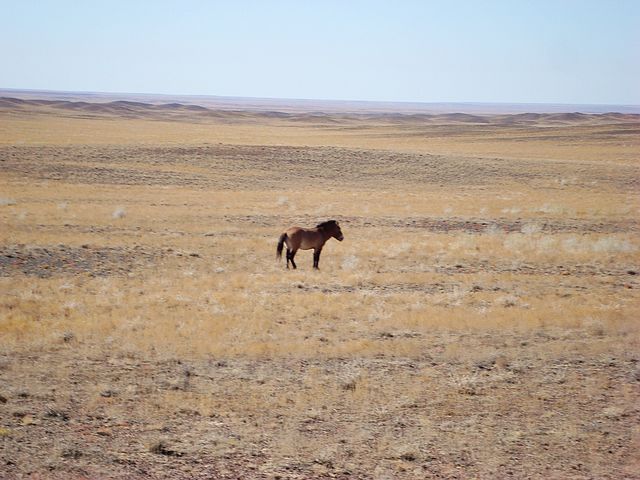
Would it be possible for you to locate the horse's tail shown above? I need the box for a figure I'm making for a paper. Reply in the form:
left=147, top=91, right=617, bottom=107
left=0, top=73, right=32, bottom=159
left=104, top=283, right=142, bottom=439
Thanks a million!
left=276, top=233, right=287, bottom=260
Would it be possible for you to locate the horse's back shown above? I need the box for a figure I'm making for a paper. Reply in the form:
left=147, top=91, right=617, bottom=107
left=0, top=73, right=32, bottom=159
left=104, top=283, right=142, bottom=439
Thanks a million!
left=284, top=226, right=320, bottom=250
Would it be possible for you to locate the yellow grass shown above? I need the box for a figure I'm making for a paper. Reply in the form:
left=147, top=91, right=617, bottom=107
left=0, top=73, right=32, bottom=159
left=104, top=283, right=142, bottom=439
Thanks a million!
left=1, top=111, right=638, bottom=165
left=1, top=104, right=639, bottom=478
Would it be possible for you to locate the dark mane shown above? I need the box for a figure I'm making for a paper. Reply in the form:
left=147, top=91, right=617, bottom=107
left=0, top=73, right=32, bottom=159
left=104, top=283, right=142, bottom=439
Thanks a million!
left=316, top=220, right=337, bottom=229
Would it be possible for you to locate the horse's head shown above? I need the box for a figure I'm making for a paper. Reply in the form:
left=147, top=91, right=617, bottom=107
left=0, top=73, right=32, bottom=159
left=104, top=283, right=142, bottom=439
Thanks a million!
left=318, top=220, right=344, bottom=242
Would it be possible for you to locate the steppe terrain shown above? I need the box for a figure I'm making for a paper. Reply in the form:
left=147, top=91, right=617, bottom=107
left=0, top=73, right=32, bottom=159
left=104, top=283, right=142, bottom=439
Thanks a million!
left=1, top=96, right=639, bottom=479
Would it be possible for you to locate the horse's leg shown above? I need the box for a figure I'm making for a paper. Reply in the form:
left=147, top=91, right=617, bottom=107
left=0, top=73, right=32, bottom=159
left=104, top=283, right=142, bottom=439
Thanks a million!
left=313, top=247, right=322, bottom=269
left=290, top=249, right=298, bottom=269
left=286, top=249, right=291, bottom=269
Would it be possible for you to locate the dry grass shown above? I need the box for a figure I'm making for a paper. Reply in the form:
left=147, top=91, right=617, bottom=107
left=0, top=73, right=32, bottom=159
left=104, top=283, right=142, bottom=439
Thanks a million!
left=0, top=103, right=639, bottom=479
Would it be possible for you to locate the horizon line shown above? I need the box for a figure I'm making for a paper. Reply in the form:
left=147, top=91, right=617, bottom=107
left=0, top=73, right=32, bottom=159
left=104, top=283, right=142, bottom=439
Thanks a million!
left=2, top=87, right=639, bottom=109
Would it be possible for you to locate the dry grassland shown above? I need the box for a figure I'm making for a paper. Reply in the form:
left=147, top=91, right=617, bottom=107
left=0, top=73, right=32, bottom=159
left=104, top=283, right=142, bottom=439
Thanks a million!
left=1, top=99, right=639, bottom=479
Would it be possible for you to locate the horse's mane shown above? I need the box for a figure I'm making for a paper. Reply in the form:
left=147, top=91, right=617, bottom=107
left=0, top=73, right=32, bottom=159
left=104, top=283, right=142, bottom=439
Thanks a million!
left=316, top=220, right=337, bottom=229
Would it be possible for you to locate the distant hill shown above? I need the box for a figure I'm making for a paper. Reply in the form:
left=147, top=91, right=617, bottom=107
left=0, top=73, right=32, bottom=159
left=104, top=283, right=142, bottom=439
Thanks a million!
left=2, top=88, right=640, bottom=115
left=2, top=95, right=640, bottom=126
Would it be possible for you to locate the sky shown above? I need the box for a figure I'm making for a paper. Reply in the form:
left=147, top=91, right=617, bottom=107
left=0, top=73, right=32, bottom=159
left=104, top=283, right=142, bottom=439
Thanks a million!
left=2, top=1, right=639, bottom=105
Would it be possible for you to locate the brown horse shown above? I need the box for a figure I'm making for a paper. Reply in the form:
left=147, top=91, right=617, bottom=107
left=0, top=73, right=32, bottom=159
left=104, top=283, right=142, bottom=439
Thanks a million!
left=276, top=220, right=344, bottom=269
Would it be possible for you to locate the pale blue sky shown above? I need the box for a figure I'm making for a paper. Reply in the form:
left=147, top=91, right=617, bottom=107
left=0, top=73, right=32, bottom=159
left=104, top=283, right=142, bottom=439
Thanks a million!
left=2, top=1, right=639, bottom=104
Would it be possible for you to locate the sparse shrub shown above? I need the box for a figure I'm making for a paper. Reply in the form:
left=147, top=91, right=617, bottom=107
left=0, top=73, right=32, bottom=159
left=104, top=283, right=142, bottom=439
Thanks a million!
left=521, top=223, right=541, bottom=234
left=442, top=287, right=469, bottom=307
left=584, top=317, right=606, bottom=337
left=475, top=354, right=510, bottom=371
left=209, top=298, right=225, bottom=314
left=449, top=235, right=477, bottom=255
left=450, top=373, right=481, bottom=395
left=0, top=198, right=16, bottom=206
left=496, top=295, right=518, bottom=308
left=558, top=235, right=637, bottom=254
left=494, top=355, right=509, bottom=369
left=501, top=207, right=521, bottom=215
left=536, top=203, right=575, bottom=215
left=341, top=379, right=357, bottom=391
left=313, top=446, right=338, bottom=468
left=341, top=255, right=359, bottom=270
left=388, top=242, right=412, bottom=257
left=485, top=224, right=501, bottom=235
left=592, top=237, right=635, bottom=253
left=535, top=236, right=555, bottom=253
left=61, top=447, right=82, bottom=459
left=62, top=332, right=75, bottom=343
left=602, top=406, right=625, bottom=420
left=561, top=236, right=583, bottom=253
left=45, top=408, right=70, bottom=421
left=148, top=440, right=183, bottom=457
left=400, top=451, right=417, bottom=462
left=112, top=207, right=126, bottom=219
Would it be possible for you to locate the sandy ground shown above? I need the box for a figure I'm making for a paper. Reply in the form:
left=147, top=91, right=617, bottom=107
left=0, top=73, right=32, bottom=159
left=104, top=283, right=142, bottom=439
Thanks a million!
left=1, top=99, right=639, bottom=479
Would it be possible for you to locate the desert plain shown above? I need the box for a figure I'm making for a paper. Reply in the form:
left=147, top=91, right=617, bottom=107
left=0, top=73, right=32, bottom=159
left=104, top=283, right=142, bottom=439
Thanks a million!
left=0, top=95, right=639, bottom=479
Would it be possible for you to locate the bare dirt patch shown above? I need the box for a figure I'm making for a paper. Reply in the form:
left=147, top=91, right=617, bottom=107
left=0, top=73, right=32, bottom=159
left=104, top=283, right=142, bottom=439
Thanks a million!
left=1, top=340, right=638, bottom=479
left=0, top=245, right=165, bottom=278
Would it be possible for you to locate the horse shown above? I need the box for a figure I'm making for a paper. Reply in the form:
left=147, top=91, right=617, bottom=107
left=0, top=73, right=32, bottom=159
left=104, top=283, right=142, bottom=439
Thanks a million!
left=276, top=220, right=344, bottom=269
